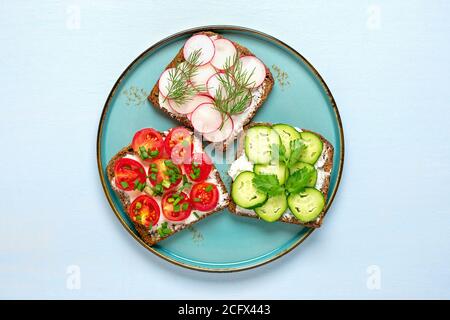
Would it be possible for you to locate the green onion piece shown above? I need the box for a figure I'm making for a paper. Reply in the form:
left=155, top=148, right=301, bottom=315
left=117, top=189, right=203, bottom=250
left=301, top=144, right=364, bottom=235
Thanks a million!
left=205, top=185, right=213, bottom=192
left=193, top=198, right=201, bottom=202
left=120, top=181, right=129, bottom=188
left=161, top=180, right=171, bottom=188
left=135, top=202, right=142, bottom=209
left=181, top=140, right=190, bottom=147
left=150, top=150, right=159, bottom=157
left=182, top=203, right=189, bottom=211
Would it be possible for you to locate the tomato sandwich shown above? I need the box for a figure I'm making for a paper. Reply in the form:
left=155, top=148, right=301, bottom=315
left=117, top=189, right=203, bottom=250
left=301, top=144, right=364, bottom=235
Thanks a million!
left=106, top=127, right=230, bottom=246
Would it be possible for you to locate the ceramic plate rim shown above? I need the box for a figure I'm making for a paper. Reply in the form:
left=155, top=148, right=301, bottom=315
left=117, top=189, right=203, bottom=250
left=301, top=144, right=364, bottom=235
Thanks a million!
left=96, top=25, right=345, bottom=273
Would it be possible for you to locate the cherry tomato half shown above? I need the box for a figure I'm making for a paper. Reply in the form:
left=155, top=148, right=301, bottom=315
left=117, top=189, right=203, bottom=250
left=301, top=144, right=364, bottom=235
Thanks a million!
left=129, top=195, right=160, bottom=227
left=183, top=152, right=213, bottom=182
left=148, top=158, right=182, bottom=190
left=190, top=182, right=219, bottom=212
left=114, top=158, right=146, bottom=191
left=164, top=127, right=193, bottom=164
left=132, top=128, right=164, bottom=160
left=161, top=191, right=192, bottom=221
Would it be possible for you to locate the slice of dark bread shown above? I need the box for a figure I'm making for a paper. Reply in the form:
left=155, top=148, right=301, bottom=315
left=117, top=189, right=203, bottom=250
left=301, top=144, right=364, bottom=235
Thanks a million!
left=148, top=31, right=274, bottom=150
left=106, top=131, right=230, bottom=246
left=228, top=122, right=334, bottom=228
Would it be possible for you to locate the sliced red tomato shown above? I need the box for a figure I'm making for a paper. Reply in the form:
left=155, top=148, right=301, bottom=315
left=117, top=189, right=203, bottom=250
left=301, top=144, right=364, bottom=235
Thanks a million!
left=161, top=191, right=192, bottom=221
left=190, top=182, right=219, bottom=212
left=129, top=195, right=160, bottom=227
left=183, top=152, right=213, bottom=182
left=164, top=127, right=193, bottom=164
left=114, top=158, right=146, bottom=191
left=132, top=128, right=164, bottom=160
left=148, top=158, right=182, bottom=190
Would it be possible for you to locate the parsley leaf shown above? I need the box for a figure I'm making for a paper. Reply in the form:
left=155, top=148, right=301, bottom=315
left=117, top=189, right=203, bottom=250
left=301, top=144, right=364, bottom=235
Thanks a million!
left=285, top=167, right=315, bottom=194
left=287, top=139, right=306, bottom=167
left=252, top=174, right=285, bottom=196
left=273, top=138, right=306, bottom=169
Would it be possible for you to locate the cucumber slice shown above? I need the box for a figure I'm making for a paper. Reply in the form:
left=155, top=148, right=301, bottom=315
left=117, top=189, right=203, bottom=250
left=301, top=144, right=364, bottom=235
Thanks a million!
left=254, top=163, right=288, bottom=185
left=299, top=132, right=323, bottom=164
left=287, top=188, right=325, bottom=223
left=255, top=194, right=288, bottom=222
left=232, top=171, right=267, bottom=209
left=289, top=162, right=317, bottom=187
left=272, top=124, right=301, bottom=158
left=245, top=126, right=281, bottom=164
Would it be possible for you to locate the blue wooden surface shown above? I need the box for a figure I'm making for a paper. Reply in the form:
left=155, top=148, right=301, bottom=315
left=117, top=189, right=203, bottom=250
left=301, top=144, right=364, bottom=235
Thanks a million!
left=0, top=0, right=449, bottom=299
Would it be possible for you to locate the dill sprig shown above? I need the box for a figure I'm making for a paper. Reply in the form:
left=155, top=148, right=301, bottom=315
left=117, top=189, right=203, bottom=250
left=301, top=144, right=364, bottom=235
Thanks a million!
left=213, top=54, right=255, bottom=117
left=164, top=49, right=205, bottom=105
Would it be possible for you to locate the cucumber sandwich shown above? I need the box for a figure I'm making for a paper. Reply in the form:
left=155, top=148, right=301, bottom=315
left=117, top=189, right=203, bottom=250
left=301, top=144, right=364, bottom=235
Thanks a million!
left=228, top=122, right=334, bottom=228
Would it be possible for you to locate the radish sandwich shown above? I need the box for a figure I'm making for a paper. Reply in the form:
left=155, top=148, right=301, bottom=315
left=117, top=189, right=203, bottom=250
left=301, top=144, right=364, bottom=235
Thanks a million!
left=148, top=31, right=274, bottom=149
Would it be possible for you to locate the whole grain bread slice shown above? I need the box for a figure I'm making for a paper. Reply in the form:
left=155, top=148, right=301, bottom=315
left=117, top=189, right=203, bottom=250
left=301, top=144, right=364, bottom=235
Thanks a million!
left=106, top=131, right=230, bottom=246
left=148, top=31, right=274, bottom=150
left=228, top=122, right=334, bottom=228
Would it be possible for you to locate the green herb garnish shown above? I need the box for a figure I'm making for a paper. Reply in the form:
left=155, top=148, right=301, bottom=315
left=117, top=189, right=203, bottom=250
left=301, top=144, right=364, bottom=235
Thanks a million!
left=164, top=49, right=205, bottom=105
left=152, top=183, right=163, bottom=196
left=182, top=203, right=189, bottom=211
left=285, top=167, right=315, bottom=194
left=161, top=180, right=171, bottom=188
left=193, top=197, right=201, bottom=202
left=120, top=181, right=129, bottom=189
left=149, top=150, right=159, bottom=157
left=273, top=139, right=306, bottom=169
left=252, top=174, right=285, bottom=196
left=205, top=185, right=213, bottom=192
left=213, top=54, right=255, bottom=118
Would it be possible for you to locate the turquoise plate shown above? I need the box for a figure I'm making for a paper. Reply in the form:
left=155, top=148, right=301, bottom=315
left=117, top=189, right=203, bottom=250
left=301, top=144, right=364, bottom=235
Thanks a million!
left=97, top=26, right=344, bottom=272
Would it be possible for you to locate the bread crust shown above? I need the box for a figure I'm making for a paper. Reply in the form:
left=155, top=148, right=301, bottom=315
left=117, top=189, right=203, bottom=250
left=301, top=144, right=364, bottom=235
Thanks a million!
left=227, top=122, right=334, bottom=228
left=148, top=31, right=274, bottom=150
left=106, top=132, right=230, bottom=246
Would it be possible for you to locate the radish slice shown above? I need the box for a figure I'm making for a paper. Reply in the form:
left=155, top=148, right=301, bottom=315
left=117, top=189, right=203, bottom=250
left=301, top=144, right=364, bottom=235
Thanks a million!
left=190, top=103, right=222, bottom=134
left=158, top=68, right=177, bottom=97
left=239, top=56, right=266, bottom=88
left=207, top=72, right=234, bottom=99
left=203, top=115, right=234, bottom=143
left=190, top=63, right=217, bottom=91
left=168, top=94, right=214, bottom=115
left=158, top=93, right=174, bottom=111
left=183, top=35, right=215, bottom=66
left=210, top=39, right=237, bottom=70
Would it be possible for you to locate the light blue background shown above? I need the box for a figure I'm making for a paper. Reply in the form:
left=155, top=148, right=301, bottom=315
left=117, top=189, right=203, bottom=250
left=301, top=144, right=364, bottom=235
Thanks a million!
left=1, top=0, right=449, bottom=299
